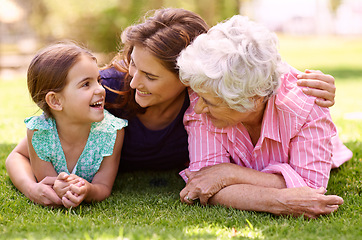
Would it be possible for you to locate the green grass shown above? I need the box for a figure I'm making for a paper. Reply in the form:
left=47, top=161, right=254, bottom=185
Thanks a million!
left=1, top=35, right=362, bottom=239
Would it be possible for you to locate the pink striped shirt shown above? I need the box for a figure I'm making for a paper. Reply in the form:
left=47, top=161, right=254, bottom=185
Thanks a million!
left=181, top=67, right=342, bottom=189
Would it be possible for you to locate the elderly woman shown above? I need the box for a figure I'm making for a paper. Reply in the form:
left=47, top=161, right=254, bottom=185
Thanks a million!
left=177, top=15, right=352, bottom=218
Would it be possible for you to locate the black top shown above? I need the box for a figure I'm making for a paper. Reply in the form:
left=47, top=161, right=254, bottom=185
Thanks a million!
left=101, top=67, right=190, bottom=171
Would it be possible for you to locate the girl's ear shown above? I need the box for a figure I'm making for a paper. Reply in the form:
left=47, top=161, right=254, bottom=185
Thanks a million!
left=45, top=91, right=63, bottom=111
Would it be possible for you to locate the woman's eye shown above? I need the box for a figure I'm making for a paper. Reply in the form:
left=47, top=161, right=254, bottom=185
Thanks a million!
left=130, top=59, right=135, bottom=66
left=146, top=74, right=156, bottom=80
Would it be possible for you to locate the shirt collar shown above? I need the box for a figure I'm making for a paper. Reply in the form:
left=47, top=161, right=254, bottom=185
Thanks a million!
left=261, top=96, right=281, bottom=143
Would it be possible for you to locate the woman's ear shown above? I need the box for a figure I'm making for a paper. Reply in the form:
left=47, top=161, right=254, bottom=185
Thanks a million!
left=45, top=91, right=63, bottom=111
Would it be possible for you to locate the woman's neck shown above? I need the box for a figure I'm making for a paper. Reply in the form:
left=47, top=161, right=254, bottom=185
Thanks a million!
left=242, top=100, right=267, bottom=147
left=138, top=90, right=186, bottom=130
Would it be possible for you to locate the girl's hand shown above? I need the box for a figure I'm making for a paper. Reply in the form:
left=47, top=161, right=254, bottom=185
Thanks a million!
left=53, top=172, right=82, bottom=199
left=61, top=180, right=87, bottom=208
left=297, top=69, right=336, bottom=108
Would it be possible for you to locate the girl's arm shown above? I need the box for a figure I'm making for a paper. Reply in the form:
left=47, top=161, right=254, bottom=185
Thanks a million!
left=297, top=69, right=336, bottom=107
left=5, top=137, right=62, bottom=206
left=61, top=129, right=125, bottom=208
left=27, top=129, right=58, bottom=181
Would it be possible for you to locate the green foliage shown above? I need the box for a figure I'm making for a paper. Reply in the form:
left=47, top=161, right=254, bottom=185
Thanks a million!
left=1, top=36, right=362, bottom=239
left=26, top=0, right=240, bottom=52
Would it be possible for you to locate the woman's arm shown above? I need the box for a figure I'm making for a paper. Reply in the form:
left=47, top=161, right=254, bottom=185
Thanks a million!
left=208, top=184, right=343, bottom=219
left=60, top=129, right=124, bottom=208
left=5, top=137, right=62, bottom=206
left=297, top=69, right=336, bottom=107
left=180, top=163, right=286, bottom=205
left=180, top=164, right=343, bottom=219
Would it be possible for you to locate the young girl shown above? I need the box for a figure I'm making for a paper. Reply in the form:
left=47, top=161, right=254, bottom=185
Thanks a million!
left=25, top=42, right=127, bottom=208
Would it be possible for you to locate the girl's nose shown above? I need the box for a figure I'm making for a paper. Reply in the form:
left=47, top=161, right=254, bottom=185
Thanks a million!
left=95, top=83, right=105, bottom=95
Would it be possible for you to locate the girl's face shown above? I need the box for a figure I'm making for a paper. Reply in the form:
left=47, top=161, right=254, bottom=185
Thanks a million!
left=128, top=45, right=186, bottom=109
left=58, top=54, right=105, bottom=124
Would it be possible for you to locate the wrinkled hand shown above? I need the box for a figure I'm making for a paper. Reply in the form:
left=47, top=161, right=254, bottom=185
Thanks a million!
left=28, top=176, right=62, bottom=207
left=297, top=69, right=336, bottom=107
left=180, top=164, right=236, bottom=205
left=276, top=186, right=344, bottom=219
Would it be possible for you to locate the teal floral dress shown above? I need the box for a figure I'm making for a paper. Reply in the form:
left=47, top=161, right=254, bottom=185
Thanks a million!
left=25, top=110, right=127, bottom=182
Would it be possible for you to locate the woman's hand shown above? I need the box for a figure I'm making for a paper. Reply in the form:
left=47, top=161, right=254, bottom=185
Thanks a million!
left=297, top=69, right=336, bottom=107
left=180, top=163, right=238, bottom=205
left=28, top=176, right=62, bottom=207
left=180, top=163, right=287, bottom=205
left=275, top=186, right=344, bottom=219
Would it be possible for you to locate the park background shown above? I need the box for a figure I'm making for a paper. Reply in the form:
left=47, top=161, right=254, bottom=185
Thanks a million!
left=1, top=0, right=361, bottom=239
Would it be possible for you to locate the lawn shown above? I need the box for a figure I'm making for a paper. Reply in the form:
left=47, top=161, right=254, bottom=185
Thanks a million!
left=0, top=35, right=361, bottom=240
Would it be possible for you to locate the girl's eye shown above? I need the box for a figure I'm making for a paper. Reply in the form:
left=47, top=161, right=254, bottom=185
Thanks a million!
left=82, top=82, right=90, bottom=87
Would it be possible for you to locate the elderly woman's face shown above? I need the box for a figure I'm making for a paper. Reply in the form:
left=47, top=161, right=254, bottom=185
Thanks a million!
left=194, top=92, right=262, bottom=128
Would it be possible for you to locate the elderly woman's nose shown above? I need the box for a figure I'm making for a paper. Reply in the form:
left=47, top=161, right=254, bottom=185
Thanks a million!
left=194, top=98, right=207, bottom=114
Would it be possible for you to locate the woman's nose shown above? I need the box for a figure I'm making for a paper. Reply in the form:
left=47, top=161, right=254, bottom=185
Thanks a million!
left=130, top=71, right=140, bottom=89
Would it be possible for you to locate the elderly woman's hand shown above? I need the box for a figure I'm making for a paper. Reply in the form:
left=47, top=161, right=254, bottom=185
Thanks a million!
left=275, top=186, right=344, bottom=219
left=180, top=163, right=238, bottom=205
left=297, top=69, right=336, bottom=108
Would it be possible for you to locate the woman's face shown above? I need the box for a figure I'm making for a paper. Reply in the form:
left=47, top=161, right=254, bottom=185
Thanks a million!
left=194, top=91, right=264, bottom=128
left=129, top=45, right=186, bottom=109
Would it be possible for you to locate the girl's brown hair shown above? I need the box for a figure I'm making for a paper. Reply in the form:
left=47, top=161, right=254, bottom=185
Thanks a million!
left=27, top=42, right=96, bottom=118
left=105, top=8, right=209, bottom=118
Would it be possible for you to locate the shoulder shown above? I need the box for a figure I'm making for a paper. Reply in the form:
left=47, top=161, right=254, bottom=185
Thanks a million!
left=100, top=67, right=126, bottom=90
left=24, top=113, right=55, bottom=131
left=274, top=66, right=316, bottom=118
left=93, top=110, right=128, bottom=132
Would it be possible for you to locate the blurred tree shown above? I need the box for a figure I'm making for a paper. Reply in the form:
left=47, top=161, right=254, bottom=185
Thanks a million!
left=330, top=0, right=342, bottom=14
left=25, top=0, right=241, bottom=53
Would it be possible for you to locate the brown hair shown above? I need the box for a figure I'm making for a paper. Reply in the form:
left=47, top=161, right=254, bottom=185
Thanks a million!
left=27, top=42, right=96, bottom=118
left=105, top=8, right=209, bottom=118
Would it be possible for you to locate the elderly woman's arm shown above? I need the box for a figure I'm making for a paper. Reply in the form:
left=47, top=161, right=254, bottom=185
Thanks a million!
left=209, top=184, right=343, bottom=219
left=180, top=163, right=286, bottom=204
left=181, top=165, right=343, bottom=219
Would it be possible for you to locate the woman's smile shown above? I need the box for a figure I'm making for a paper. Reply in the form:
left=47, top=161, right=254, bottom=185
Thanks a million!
left=136, top=89, right=152, bottom=96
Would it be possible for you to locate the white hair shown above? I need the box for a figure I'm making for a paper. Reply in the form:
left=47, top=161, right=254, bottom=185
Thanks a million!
left=177, top=15, right=288, bottom=112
